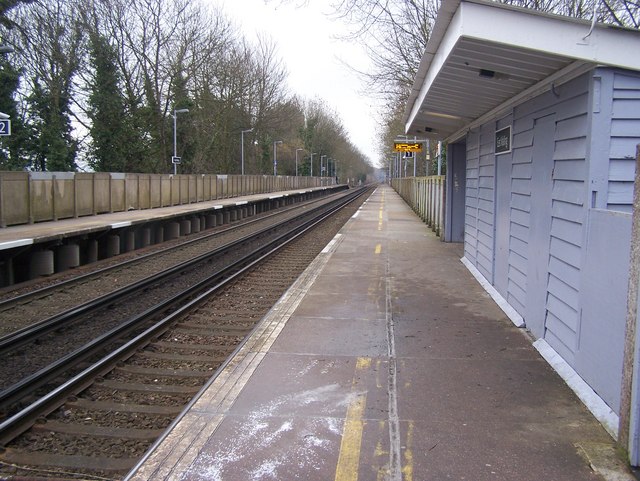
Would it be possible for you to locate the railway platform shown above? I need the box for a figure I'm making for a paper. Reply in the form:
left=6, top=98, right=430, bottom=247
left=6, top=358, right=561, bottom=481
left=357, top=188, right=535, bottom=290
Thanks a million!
left=125, top=184, right=628, bottom=481
left=0, top=185, right=343, bottom=285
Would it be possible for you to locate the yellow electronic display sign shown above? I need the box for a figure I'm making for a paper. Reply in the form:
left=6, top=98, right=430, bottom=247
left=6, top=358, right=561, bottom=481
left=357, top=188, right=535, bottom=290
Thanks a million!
left=393, top=142, right=423, bottom=152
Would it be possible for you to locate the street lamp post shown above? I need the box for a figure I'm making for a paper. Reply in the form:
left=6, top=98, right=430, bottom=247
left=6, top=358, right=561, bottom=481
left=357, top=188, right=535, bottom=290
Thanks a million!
left=273, top=140, right=283, bottom=176
left=241, top=128, right=253, bottom=175
left=172, top=109, right=189, bottom=175
left=310, top=152, right=317, bottom=176
left=295, top=148, right=304, bottom=177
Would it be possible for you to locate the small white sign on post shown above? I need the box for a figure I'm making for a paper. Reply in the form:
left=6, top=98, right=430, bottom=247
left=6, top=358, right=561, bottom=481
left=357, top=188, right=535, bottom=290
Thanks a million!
left=0, top=112, right=10, bottom=136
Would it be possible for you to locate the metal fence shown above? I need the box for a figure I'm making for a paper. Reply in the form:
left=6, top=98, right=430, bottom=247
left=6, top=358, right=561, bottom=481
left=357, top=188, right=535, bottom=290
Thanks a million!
left=0, top=172, right=335, bottom=227
left=391, top=176, right=446, bottom=238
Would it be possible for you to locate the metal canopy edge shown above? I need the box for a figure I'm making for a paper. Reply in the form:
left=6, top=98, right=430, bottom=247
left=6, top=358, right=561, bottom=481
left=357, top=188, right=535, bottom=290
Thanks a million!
left=405, top=0, right=640, bottom=141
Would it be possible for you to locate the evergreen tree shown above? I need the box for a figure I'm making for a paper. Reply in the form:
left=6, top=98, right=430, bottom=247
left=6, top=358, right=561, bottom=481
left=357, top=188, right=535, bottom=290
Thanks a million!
left=87, top=32, right=129, bottom=172
left=0, top=58, right=29, bottom=170
left=25, top=78, right=77, bottom=172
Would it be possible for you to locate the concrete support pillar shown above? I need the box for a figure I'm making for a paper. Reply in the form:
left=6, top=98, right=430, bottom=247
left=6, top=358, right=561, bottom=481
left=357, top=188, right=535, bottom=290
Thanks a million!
left=216, top=212, right=224, bottom=226
left=165, top=222, right=180, bottom=240
left=206, top=214, right=217, bottom=228
left=106, top=235, right=120, bottom=258
left=156, top=225, right=165, bottom=244
left=191, top=217, right=201, bottom=234
left=124, top=231, right=135, bottom=252
left=56, top=244, right=80, bottom=272
left=230, top=209, right=238, bottom=222
left=242, top=207, right=248, bottom=219
left=1, top=258, right=14, bottom=287
left=141, top=228, right=152, bottom=248
left=180, top=219, right=192, bottom=236
left=223, top=211, right=231, bottom=224
left=30, top=250, right=54, bottom=278
left=86, top=239, right=98, bottom=264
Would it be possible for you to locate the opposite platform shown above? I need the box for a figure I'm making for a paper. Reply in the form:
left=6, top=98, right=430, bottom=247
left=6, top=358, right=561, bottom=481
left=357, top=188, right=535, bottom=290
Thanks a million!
left=0, top=186, right=341, bottom=250
left=125, top=185, right=625, bottom=481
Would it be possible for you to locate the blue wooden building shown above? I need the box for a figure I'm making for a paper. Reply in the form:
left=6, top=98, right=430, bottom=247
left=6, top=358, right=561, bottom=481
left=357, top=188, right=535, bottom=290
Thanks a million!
left=403, top=0, right=640, bottom=462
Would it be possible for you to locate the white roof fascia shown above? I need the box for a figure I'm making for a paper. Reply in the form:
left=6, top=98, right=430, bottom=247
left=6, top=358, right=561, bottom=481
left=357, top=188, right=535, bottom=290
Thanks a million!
left=461, top=1, right=640, bottom=70
left=405, top=0, right=640, bottom=135
left=405, top=1, right=463, bottom=134
left=403, top=0, right=461, bottom=128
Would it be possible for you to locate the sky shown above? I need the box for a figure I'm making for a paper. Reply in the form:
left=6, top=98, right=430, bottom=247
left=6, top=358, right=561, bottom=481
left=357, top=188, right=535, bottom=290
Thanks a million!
left=213, top=0, right=382, bottom=166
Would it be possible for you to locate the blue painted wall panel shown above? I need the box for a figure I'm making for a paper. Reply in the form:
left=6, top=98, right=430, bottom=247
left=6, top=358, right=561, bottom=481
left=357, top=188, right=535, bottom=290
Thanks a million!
left=459, top=69, right=638, bottom=414
left=607, top=71, right=640, bottom=212
left=548, top=273, right=580, bottom=311
left=550, top=236, right=582, bottom=269
left=511, top=193, right=531, bottom=213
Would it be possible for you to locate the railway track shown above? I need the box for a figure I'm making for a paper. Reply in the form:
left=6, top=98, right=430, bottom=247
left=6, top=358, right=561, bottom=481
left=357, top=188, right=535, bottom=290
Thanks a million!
left=0, top=185, right=373, bottom=481
left=0, top=189, right=355, bottom=411
left=0, top=189, right=349, bottom=336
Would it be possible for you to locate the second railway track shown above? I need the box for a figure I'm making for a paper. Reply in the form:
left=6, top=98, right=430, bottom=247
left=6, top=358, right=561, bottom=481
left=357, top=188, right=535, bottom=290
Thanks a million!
left=0, top=185, right=374, bottom=481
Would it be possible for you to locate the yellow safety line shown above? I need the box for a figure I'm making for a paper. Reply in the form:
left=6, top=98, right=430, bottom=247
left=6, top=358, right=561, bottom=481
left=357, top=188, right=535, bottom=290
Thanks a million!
left=402, top=421, right=415, bottom=481
left=375, top=244, right=382, bottom=254
left=334, top=357, right=371, bottom=481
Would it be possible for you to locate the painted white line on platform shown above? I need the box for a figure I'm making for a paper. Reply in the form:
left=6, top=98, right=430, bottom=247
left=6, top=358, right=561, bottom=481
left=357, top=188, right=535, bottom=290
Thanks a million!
left=213, top=205, right=223, bottom=210
left=0, top=238, right=34, bottom=250
left=534, top=339, right=619, bottom=438
left=460, top=256, right=525, bottom=328
left=351, top=211, right=359, bottom=219
left=235, top=201, right=248, bottom=206
left=110, top=221, right=132, bottom=229
left=321, top=234, right=342, bottom=254
left=268, top=195, right=283, bottom=200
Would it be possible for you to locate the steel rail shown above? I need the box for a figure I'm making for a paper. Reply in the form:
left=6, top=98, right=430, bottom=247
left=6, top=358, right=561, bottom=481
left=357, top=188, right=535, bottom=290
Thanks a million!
left=0, top=189, right=351, bottom=356
left=0, top=188, right=345, bottom=313
left=0, top=187, right=370, bottom=442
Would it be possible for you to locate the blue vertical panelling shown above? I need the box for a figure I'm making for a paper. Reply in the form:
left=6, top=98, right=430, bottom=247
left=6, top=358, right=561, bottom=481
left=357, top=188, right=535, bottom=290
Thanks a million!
left=609, top=71, right=640, bottom=212
left=507, top=117, right=534, bottom=316
left=511, top=74, right=590, bottom=360
left=476, top=124, right=496, bottom=281
left=464, top=125, right=496, bottom=282
left=545, top=87, right=590, bottom=360
left=464, top=132, right=480, bottom=264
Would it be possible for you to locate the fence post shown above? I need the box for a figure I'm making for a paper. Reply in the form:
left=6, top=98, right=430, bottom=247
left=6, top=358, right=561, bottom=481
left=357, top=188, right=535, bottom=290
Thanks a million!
left=620, top=144, right=640, bottom=460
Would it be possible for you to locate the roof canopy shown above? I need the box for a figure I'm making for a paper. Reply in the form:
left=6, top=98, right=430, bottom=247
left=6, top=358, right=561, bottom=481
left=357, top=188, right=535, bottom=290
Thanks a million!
left=404, top=0, right=640, bottom=141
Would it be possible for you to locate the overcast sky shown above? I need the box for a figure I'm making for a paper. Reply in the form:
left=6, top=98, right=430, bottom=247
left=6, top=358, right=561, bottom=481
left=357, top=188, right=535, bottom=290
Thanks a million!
left=213, top=0, right=381, bottom=166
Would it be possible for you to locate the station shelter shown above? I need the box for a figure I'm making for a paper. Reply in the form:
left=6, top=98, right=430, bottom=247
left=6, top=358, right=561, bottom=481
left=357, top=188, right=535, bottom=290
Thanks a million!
left=403, top=0, right=640, bottom=462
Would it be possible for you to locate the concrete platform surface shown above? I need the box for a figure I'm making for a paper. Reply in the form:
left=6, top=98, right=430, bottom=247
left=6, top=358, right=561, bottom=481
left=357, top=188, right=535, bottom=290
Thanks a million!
left=125, top=185, right=626, bottom=481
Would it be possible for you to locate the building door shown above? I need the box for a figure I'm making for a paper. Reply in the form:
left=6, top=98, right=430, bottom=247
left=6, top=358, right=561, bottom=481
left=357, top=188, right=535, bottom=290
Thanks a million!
left=525, top=114, right=555, bottom=338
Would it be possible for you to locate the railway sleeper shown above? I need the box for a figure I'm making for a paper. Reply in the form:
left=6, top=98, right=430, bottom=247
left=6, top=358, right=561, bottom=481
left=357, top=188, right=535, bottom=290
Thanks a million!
left=94, top=379, right=200, bottom=394
left=64, top=398, right=183, bottom=416
left=114, top=365, right=213, bottom=379
left=176, top=322, right=253, bottom=332
left=32, top=420, right=163, bottom=441
left=149, top=341, right=235, bottom=352
left=138, top=351, right=228, bottom=363
left=172, top=326, right=250, bottom=337
left=0, top=447, right=137, bottom=472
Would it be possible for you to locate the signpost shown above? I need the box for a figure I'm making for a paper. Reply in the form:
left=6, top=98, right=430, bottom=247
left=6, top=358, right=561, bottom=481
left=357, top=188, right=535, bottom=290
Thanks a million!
left=495, top=126, right=512, bottom=154
left=394, top=142, right=423, bottom=153
left=0, top=119, right=10, bottom=136
left=0, top=112, right=10, bottom=137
